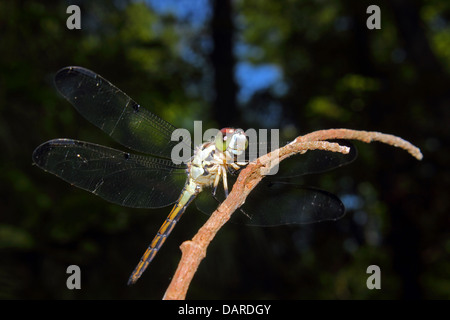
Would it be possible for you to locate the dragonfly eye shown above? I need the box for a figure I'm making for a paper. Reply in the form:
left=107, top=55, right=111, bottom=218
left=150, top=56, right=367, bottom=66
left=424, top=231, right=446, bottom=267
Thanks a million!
left=215, top=128, right=231, bottom=152
left=227, top=128, right=248, bottom=155
left=215, top=128, right=248, bottom=155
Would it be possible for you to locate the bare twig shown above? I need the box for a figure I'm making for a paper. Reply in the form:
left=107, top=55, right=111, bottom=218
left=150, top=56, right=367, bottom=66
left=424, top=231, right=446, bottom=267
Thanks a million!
left=162, top=129, right=422, bottom=300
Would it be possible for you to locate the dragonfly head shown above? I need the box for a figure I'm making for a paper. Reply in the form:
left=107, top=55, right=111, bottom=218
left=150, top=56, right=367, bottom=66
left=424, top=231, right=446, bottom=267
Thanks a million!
left=215, top=128, right=248, bottom=156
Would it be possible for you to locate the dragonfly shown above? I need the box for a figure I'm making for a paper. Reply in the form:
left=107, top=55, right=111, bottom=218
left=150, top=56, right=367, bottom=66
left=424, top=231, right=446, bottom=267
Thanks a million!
left=32, top=66, right=357, bottom=285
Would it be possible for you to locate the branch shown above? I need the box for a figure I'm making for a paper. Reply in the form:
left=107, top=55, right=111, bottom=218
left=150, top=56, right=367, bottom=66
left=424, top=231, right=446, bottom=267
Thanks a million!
left=162, top=129, right=422, bottom=299
left=297, top=128, right=423, bottom=160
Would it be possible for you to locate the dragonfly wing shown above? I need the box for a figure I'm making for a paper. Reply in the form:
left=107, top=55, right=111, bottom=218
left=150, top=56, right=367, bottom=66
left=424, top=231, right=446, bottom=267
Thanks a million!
left=195, top=188, right=220, bottom=217
left=32, top=139, right=187, bottom=208
left=277, top=140, right=357, bottom=178
left=195, top=178, right=344, bottom=226
left=245, top=140, right=357, bottom=178
left=196, top=141, right=354, bottom=223
left=54, top=66, right=191, bottom=159
left=235, top=181, right=345, bottom=226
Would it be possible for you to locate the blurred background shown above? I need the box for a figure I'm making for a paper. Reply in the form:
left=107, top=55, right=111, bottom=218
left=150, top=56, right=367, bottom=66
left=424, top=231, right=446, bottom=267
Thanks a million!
left=0, top=0, right=448, bottom=299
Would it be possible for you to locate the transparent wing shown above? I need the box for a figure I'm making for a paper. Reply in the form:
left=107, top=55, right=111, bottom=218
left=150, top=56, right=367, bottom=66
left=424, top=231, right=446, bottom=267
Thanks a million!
left=245, top=140, right=357, bottom=178
left=196, top=181, right=344, bottom=226
left=54, top=66, right=191, bottom=159
left=32, top=139, right=187, bottom=208
left=196, top=144, right=355, bottom=225
left=235, top=182, right=345, bottom=226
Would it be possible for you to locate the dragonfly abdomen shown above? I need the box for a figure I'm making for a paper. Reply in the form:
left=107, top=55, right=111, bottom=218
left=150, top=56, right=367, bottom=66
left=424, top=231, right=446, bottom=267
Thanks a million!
left=126, top=223, right=173, bottom=285
left=127, top=183, right=198, bottom=285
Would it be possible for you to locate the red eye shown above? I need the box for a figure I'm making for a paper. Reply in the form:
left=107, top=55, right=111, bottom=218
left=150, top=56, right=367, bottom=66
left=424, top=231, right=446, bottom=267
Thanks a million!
left=220, top=128, right=235, bottom=136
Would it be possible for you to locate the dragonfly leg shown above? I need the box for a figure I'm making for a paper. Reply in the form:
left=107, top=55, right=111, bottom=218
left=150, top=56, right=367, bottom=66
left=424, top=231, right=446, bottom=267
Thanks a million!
left=211, top=192, right=221, bottom=204
left=233, top=162, right=247, bottom=168
left=211, top=169, right=222, bottom=197
left=239, top=207, right=252, bottom=219
left=222, top=166, right=229, bottom=198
